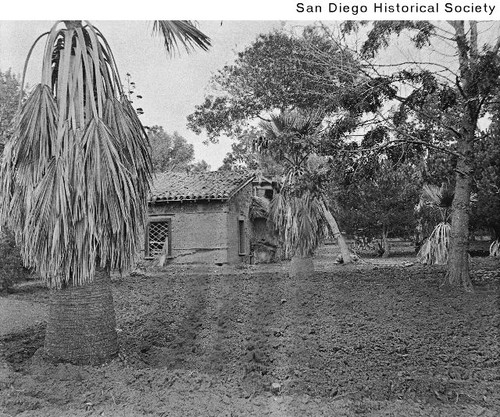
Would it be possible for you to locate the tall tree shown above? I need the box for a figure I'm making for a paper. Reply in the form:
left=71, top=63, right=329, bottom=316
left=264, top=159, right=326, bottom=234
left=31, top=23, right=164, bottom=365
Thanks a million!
left=0, top=20, right=210, bottom=364
left=258, top=110, right=354, bottom=266
left=187, top=27, right=360, bottom=142
left=308, top=21, right=500, bottom=290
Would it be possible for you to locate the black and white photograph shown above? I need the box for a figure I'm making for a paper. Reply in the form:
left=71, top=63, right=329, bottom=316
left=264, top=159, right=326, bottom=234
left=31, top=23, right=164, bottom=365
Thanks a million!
left=0, top=6, right=499, bottom=416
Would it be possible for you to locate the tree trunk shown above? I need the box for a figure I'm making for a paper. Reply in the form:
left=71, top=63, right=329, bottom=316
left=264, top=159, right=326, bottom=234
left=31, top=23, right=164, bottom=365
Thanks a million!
left=289, top=255, right=314, bottom=279
left=320, top=201, right=352, bottom=264
left=381, top=227, right=390, bottom=258
left=444, top=21, right=477, bottom=291
left=44, top=269, right=118, bottom=365
left=445, top=156, right=473, bottom=291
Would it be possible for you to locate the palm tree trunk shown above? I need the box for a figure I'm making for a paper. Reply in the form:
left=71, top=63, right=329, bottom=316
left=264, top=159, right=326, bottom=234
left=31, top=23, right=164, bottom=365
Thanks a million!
left=289, top=255, right=314, bottom=279
left=44, top=269, right=118, bottom=365
left=320, top=201, right=352, bottom=264
left=445, top=156, right=473, bottom=291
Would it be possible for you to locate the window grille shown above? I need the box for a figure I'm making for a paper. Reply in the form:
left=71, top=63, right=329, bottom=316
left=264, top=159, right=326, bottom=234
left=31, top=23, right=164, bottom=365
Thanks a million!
left=146, top=218, right=171, bottom=258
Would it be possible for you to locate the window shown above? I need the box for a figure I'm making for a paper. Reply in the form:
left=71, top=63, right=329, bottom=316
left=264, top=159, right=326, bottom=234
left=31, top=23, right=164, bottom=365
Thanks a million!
left=264, top=188, right=274, bottom=200
left=238, top=219, right=246, bottom=255
left=145, top=217, right=172, bottom=258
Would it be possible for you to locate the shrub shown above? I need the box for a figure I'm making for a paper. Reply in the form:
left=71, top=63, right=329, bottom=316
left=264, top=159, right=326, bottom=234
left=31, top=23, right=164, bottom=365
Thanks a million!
left=0, top=229, right=29, bottom=292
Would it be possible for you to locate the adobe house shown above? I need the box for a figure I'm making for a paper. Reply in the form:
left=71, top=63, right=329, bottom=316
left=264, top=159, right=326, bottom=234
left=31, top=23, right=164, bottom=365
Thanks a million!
left=146, top=170, right=274, bottom=265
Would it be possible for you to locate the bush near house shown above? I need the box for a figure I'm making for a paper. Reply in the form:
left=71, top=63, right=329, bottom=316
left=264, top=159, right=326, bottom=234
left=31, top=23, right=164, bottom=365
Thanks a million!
left=0, top=229, right=29, bottom=292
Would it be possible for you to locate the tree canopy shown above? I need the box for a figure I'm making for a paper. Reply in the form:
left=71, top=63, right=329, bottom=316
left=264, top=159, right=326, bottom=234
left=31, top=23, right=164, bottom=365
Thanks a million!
left=187, top=27, right=362, bottom=143
left=148, top=125, right=210, bottom=173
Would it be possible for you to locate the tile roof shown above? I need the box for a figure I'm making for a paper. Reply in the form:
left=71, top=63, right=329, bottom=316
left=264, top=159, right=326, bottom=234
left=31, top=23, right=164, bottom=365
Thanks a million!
left=150, top=171, right=255, bottom=203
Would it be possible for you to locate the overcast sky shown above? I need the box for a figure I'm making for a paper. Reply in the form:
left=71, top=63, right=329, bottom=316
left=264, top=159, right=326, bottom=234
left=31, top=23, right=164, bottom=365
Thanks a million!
left=0, top=20, right=295, bottom=168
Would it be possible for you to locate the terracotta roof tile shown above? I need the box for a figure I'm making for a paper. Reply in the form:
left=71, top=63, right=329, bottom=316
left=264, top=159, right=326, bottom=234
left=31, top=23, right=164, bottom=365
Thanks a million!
left=150, top=171, right=255, bottom=202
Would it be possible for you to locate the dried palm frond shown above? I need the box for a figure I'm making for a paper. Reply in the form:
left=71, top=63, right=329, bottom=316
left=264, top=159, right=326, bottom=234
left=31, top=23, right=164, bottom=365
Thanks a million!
left=417, top=222, right=451, bottom=265
left=490, top=240, right=499, bottom=257
left=250, top=195, right=270, bottom=220
left=269, top=190, right=328, bottom=258
left=0, top=21, right=153, bottom=288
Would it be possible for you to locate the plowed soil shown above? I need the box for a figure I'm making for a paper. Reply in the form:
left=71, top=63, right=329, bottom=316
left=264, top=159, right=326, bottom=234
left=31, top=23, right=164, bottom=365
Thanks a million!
left=1, top=253, right=499, bottom=416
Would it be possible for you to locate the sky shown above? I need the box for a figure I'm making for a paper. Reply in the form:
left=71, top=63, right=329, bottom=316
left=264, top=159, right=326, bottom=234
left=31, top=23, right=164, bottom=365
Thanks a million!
left=0, top=20, right=293, bottom=169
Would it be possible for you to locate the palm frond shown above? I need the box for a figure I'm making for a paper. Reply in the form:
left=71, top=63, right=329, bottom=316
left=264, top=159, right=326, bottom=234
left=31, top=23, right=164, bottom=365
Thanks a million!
left=269, top=190, right=328, bottom=258
left=416, top=222, right=451, bottom=265
left=0, top=21, right=152, bottom=288
left=421, top=183, right=454, bottom=208
left=490, top=240, right=499, bottom=257
left=419, top=183, right=455, bottom=222
left=152, top=21, right=211, bottom=55
left=250, top=195, right=270, bottom=220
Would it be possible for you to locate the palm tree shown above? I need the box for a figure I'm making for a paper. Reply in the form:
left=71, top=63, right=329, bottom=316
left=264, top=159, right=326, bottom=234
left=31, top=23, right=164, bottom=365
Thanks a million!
left=416, top=183, right=454, bottom=266
left=0, top=20, right=210, bottom=364
left=259, top=110, right=353, bottom=277
left=269, top=185, right=328, bottom=277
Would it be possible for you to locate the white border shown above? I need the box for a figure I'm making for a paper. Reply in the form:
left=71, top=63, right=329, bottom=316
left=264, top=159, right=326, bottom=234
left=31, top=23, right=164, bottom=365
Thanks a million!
left=2, top=1, right=500, bottom=20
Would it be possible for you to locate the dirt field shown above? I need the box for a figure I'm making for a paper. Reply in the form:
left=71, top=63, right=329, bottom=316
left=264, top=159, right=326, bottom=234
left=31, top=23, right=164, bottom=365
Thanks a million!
left=0, top=249, right=499, bottom=416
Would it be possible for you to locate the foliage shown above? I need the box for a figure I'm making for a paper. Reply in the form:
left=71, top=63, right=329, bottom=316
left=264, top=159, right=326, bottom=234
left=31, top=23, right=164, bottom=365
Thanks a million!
left=0, top=21, right=210, bottom=290
left=151, top=21, right=211, bottom=55
left=0, top=71, right=26, bottom=290
left=187, top=25, right=393, bottom=177
left=187, top=27, right=360, bottom=143
left=269, top=191, right=328, bottom=258
left=0, top=228, right=29, bottom=291
left=258, top=110, right=339, bottom=259
left=418, top=183, right=454, bottom=223
left=415, top=184, right=454, bottom=265
left=0, top=21, right=155, bottom=288
left=190, top=159, right=211, bottom=173
left=219, top=127, right=282, bottom=175
left=0, top=69, right=22, bottom=144
left=148, top=125, right=210, bottom=173
left=489, top=240, right=499, bottom=257
left=417, top=222, right=450, bottom=265
left=336, top=159, right=421, bottom=254
left=470, top=118, right=500, bottom=239
left=249, top=195, right=270, bottom=220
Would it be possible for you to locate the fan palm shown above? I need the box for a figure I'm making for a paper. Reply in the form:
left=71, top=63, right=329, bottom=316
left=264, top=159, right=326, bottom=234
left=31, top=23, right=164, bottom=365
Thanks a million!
left=0, top=20, right=210, bottom=364
left=259, top=110, right=353, bottom=277
left=269, top=187, right=328, bottom=276
left=416, top=183, right=454, bottom=265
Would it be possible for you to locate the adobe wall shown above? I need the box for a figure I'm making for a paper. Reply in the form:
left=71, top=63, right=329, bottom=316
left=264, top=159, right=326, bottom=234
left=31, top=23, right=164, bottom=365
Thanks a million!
left=148, top=200, right=229, bottom=264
